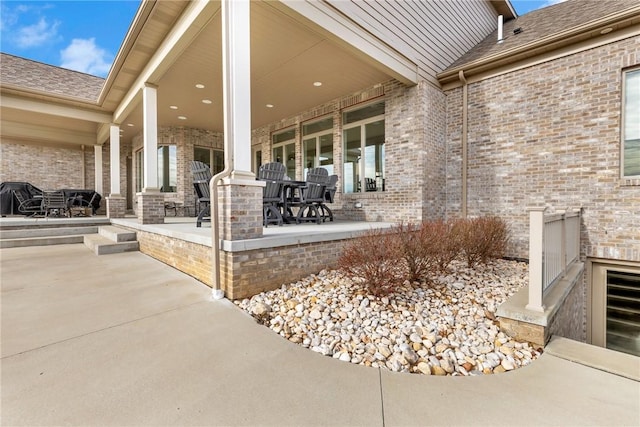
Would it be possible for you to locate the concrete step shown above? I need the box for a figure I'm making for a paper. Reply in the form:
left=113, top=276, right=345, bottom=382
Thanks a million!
left=0, top=226, right=98, bottom=240
left=83, top=234, right=139, bottom=255
left=1, top=235, right=85, bottom=249
left=545, top=336, right=640, bottom=381
left=98, top=225, right=137, bottom=242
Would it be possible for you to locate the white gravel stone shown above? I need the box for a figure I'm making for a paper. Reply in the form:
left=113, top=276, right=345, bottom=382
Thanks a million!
left=235, top=259, right=537, bottom=377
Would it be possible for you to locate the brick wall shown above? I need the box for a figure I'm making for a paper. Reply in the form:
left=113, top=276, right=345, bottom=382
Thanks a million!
left=221, top=239, right=348, bottom=300
left=136, top=230, right=213, bottom=285
left=1, top=139, right=87, bottom=190
left=547, top=271, right=587, bottom=342
left=134, top=227, right=348, bottom=301
left=445, top=37, right=640, bottom=262
left=252, top=79, right=447, bottom=224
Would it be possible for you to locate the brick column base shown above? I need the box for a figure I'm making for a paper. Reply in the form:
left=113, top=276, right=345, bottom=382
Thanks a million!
left=137, top=192, right=164, bottom=224
left=218, top=176, right=264, bottom=241
left=106, top=195, right=126, bottom=218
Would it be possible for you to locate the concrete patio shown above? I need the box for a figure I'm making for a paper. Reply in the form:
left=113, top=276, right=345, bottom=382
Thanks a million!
left=1, top=244, right=639, bottom=426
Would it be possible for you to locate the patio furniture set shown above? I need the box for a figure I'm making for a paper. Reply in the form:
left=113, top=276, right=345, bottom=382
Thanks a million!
left=0, top=182, right=100, bottom=218
left=189, top=161, right=337, bottom=228
left=259, top=162, right=337, bottom=227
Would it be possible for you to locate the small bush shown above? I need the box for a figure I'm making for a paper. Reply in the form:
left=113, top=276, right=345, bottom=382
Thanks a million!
left=338, top=228, right=403, bottom=296
left=338, top=216, right=509, bottom=295
left=455, top=216, right=509, bottom=267
left=394, top=221, right=438, bottom=283
left=422, top=219, right=461, bottom=273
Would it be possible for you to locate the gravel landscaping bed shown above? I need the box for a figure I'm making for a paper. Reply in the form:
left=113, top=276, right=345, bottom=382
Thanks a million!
left=235, top=259, right=541, bottom=376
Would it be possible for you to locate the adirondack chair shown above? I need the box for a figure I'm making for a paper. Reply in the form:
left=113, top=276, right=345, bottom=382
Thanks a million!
left=296, top=170, right=329, bottom=224
left=190, top=160, right=212, bottom=227
left=258, top=162, right=286, bottom=226
left=306, top=167, right=328, bottom=178
left=319, top=174, right=338, bottom=222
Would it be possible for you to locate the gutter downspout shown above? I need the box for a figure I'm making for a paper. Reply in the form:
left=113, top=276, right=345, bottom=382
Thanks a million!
left=81, top=145, right=86, bottom=188
left=458, top=70, right=468, bottom=218
left=210, top=0, right=242, bottom=301
left=209, top=143, right=232, bottom=300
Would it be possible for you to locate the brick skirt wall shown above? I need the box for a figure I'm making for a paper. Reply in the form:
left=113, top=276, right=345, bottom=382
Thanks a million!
left=134, top=228, right=347, bottom=300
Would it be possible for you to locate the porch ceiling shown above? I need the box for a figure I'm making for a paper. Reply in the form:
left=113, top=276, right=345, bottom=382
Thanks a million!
left=117, top=1, right=394, bottom=143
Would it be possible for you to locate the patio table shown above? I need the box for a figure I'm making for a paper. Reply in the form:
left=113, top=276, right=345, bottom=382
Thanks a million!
left=280, top=180, right=306, bottom=224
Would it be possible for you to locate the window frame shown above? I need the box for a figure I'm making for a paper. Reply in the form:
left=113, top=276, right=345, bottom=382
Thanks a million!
left=302, top=116, right=334, bottom=179
left=622, top=67, right=640, bottom=179
left=342, top=101, right=385, bottom=194
left=272, top=127, right=296, bottom=179
left=194, top=146, right=224, bottom=175
left=134, top=145, right=178, bottom=193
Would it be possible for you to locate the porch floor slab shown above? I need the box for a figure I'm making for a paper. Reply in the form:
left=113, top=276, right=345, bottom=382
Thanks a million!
left=2, top=244, right=639, bottom=426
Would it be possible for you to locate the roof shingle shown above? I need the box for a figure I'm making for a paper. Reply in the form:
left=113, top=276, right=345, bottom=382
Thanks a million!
left=444, top=0, right=640, bottom=72
left=0, top=53, right=104, bottom=102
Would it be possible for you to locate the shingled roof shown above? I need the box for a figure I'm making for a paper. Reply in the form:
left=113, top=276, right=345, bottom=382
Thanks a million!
left=443, top=0, right=640, bottom=73
left=0, top=53, right=104, bottom=103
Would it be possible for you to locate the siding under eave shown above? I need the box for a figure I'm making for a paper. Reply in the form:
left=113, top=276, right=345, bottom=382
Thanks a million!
left=326, top=0, right=499, bottom=85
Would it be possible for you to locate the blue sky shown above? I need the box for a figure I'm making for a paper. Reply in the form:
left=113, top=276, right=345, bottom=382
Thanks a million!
left=0, top=0, right=563, bottom=78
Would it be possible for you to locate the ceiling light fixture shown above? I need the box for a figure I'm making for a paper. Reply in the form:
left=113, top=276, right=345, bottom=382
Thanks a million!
left=169, top=105, right=178, bottom=110
left=600, top=27, right=613, bottom=34
left=178, top=116, right=187, bottom=120
left=202, top=99, right=212, bottom=104
left=313, top=81, right=322, bottom=87
left=195, top=84, right=205, bottom=89
left=127, top=123, right=134, bottom=127
left=266, top=104, right=274, bottom=108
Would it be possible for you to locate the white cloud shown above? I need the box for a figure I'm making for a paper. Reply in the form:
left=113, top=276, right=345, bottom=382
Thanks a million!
left=60, top=38, right=113, bottom=77
left=15, top=17, right=60, bottom=48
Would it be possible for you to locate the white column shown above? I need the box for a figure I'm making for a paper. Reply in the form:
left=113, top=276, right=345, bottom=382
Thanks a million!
left=143, top=83, right=159, bottom=191
left=222, top=0, right=252, bottom=176
left=526, top=207, right=546, bottom=313
left=94, top=145, right=103, bottom=195
left=109, top=124, right=121, bottom=196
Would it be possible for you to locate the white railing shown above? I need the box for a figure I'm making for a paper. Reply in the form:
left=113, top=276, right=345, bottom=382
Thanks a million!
left=527, top=207, right=582, bottom=312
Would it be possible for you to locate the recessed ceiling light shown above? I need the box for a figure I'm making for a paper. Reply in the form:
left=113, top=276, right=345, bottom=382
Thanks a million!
left=169, top=105, right=178, bottom=110
left=313, top=81, right=322, bottom=87
left=266, top=104, right=274, bottom=108
left=127, top=123, right=134, bottom=127
left=202, top=99, right=212, bottom=104
left=178, top=116, right=187, bottom=120
left=600, top=27, right=613, bottom=34
left=195, top=84, right=205, bottom=89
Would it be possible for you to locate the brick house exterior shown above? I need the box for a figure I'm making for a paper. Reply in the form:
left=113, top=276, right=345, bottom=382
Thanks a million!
left=1, top=0, right=639, bottom=350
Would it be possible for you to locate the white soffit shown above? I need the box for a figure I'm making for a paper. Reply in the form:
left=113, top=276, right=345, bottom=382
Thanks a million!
left=1, top=94, right=111, bottom=123
left=277, top=0, right=418, bottom=86
left=113, top=0, right=219, bottom=125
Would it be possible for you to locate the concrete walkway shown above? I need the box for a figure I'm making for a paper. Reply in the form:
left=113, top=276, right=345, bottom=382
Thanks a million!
left=2, top=244, right=639, bottom=426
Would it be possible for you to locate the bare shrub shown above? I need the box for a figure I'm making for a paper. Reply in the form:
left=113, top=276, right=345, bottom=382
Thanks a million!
left=394, top=222, right=438, bottom=283
left=455, top=216, right=509, bottom=267
left=422, top=219, right=461, bottom=273
left=338, top=228, right=403, bottom=296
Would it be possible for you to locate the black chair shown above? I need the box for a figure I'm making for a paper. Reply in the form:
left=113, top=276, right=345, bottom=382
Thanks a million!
left=319, top=174, right=338, bottom=222
left=258, top=162, right=286, bottom=226
left=365, top=177, right=377, bottom=192
left=190, top=161, right=212, bottom=227
left=13, top=190, right=44, bottom=216
left=296, top=170, right=329, bottom=224
left=43, top=190, right=69, bottom=218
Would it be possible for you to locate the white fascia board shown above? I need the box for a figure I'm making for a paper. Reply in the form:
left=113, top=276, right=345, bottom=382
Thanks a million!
left=1, top=120, right=96, bottom=146
left=113, top=0, right=218, bottom=124
left=1, top=94, right=111, bottom=123
left=278, top=0, right=418, bottom=85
